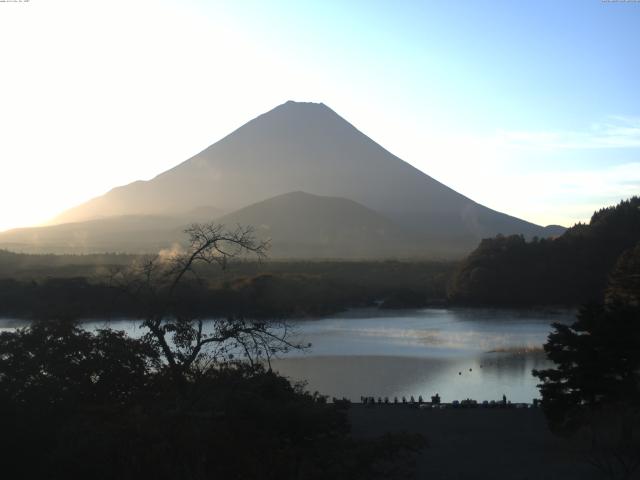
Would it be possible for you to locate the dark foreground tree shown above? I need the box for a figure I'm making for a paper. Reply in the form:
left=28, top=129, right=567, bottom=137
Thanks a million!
left=0, top=320, right=424, bottom=480
left=112, top=223, right=307, bottom=390
left=0, top=319, right=160, bottom=407
left=534, top=302, right=640, bottom=479
left=0, top=320, right=161, bottom=479
left=534, top=303, right=640, bottom=429
left=0, top=223, right=425, bottom=479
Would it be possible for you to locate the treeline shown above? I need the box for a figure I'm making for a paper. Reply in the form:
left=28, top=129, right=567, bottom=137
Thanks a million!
left=10, top=196, right=638, bottom=315
left=0, top=321, right=424, bottom=480
left=0, top=249, right=135, bottom=278
left=0, top=226, right=426, bottom=479
left=449, top=197, right=640, bottom=306
left=0, top=260, right=455, bottom=319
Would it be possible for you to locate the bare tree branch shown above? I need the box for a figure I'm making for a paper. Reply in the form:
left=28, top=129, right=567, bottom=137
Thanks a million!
left=114, top=221, right=299, bottom=390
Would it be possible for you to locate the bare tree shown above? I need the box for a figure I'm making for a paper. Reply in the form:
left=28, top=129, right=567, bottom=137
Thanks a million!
left=113, top=222, right=306, bottom=389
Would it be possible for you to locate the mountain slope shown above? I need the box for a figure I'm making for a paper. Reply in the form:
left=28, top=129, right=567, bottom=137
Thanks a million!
left=216, top=191, right=422, bottom=258
left=0, top=207, right=227, bottom=254
left=0, top=192, right=425, bottom=258
left=52, top=101, right=558, bottom=256
left=0, top=215, right=185, bottom=254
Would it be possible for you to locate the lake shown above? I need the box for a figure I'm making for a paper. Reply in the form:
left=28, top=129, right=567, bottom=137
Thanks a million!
left=271, top=308, right=576, bottom=403
left=0, top=308, right=574, bottom=403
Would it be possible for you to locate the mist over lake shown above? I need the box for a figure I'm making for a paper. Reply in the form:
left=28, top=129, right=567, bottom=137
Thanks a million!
left=272, top=308, right=574, bottom=403
left=0, top=308, right=573, bottom=403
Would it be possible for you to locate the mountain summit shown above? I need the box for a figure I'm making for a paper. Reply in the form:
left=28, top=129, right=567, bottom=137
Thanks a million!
left=24, top=101, right=561, bottom=257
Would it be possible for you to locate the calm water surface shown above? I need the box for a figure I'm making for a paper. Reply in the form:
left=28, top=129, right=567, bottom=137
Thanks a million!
left=0, top=308, right=574, bottom=403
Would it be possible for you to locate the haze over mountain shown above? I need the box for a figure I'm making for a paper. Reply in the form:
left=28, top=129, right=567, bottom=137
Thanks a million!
left=0, top=215, right=186, bottom=254
left=217, top=191, right=424, bottom=259
left=2, top=101, right=564, bottom=257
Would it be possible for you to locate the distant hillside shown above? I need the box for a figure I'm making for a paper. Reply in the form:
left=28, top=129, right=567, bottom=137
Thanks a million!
left=0, top=205, right=230, bottom=255
left=217, top=191, right=424, bottom=259
left=448, top=197, right=640, bottom=306
left=0, top=216, right=186, bottom=254
left=48, top=100, right=560, bottom=257
left=0, top=192, right=429, bottom=258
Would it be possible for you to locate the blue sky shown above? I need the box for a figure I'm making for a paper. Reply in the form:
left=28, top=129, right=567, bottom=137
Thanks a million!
left=0, top=0, right=638, bottom=230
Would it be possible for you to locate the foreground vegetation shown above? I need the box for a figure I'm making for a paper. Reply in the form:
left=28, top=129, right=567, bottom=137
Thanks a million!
left=532, top=241, right=640, bottom=479
left=0, top=320, right=426, bottom=480
left=1, top=198, right=639, bottom=478
left=0, top=223, right=425, bottom=479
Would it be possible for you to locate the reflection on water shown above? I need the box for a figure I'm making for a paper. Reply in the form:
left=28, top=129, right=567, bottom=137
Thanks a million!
left=272, top=308, right=574, bottom=403
left=0, top=308, right=574, bottom=403
left=282, top=308, right=570, bottom=358
left=271, top=352, right=550, bottom=403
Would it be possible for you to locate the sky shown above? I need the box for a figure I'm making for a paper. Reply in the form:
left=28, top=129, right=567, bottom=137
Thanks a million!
left=0, top=0, right=639, bottom=232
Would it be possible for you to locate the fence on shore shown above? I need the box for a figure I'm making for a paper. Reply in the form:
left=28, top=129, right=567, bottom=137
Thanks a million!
left=330, top=396, right=541, bottom=409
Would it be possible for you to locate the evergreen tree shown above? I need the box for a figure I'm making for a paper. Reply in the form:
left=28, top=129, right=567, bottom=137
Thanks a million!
left=533, top=303, right=640, bottom=432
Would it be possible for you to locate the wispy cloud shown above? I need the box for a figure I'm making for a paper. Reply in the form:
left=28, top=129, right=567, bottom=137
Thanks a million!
left=463, top=162, right=640, bottom=227
left=407, top=116, right=640, bottom=228
left=496, top=115, right=640, bottom=150
left=543, top=162, right=640, bottom=197
left=497, top=116, right=640, bottom=150
left=487, top=118, right=640, bottom=224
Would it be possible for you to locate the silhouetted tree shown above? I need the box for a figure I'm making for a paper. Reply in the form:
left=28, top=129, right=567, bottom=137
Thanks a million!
left=0, top=319, right=159, bottom=409
left=534, top=303, right=640, bottom=430
left=0, top=320, right=424, bottom=480
left=534, top=301, right=640, bottom=479
left=113, top=222, right=308, bottom=390
left=0, top=223, right=428, bottom=479
left=0, top=319, right=162, bottom=479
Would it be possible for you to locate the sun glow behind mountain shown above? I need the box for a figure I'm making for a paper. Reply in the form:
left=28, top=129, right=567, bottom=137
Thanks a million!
left=0, top=0, right=639, bottom=232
